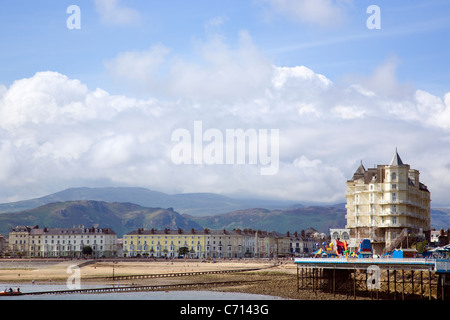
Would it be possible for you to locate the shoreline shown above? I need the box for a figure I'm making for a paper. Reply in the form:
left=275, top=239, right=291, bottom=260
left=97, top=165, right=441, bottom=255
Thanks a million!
left=0, top=259, right=369, bottom=300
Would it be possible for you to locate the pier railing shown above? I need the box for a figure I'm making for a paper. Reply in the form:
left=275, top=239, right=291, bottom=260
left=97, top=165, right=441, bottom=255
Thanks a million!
left=88, top=265, right=275, bottom=281
left=294, top=257, right=440, bottom=271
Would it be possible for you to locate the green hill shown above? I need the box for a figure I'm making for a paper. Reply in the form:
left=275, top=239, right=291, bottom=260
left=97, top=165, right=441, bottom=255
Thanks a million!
left=0, top=200, right=202, bottom=237
left=431, top=208, right=450, bottom=230
left=0, top=187, right=296, bottom=216
left=0, top=187, right=447, bottom=239
left=186, top=206, right=347, bottom=234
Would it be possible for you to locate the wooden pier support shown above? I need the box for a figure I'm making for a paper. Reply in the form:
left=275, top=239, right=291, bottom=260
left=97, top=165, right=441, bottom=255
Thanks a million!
left=296, top=261, right=446, bottom=300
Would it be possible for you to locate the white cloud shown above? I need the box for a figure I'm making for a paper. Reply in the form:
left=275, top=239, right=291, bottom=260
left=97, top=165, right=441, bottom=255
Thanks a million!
left=104, top=44, right=171, bottom=93
left=272, top=66, right=332, bottom=90
left=1, top=32, right=450, bottom=205
left=94, top=0, right=141, bottom=26
left=259, top=0, right=352, bottom=28
left=332, top=105, right=366, bottom=119
left=105, top=30, right=274, bottom=102
left=0, top=141, right=17, bottom=182
left=204, top=16, right=229, bottom=31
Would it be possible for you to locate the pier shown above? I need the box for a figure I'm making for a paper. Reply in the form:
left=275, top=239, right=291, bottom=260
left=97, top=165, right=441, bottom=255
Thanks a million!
left=98, top=266, right=270, bottom=281
left=21, top=279, right=268, bottom=296
left=295, top=258, right=450, bottom=300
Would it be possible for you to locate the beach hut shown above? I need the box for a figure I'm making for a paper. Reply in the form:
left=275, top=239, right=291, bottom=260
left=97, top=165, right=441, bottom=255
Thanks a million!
left=392, top=249, right=403, bottom=258
left=392, top=248, right=416, bottom=258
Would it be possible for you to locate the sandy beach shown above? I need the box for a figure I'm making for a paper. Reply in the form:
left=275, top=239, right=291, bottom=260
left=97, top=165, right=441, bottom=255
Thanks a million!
left=0, top=259, right=285, bottom=282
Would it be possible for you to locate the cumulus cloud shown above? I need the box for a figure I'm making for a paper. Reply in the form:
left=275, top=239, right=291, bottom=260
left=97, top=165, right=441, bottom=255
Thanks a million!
left=104, top=44, right=171, bottom=93
left=0, top=32, right=450, bottom=205
left=105, top=30, right=273, bottom=102
left=353, top=56, right=415, bottom=99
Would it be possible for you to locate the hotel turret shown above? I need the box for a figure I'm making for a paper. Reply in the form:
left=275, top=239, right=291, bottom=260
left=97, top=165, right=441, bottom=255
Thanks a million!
left=345, top=150, right=431, bottom=255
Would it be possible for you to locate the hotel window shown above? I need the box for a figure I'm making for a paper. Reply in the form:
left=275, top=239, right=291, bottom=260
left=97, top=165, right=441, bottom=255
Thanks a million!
left=392, top=193, right=396, bottom=202
left=391, top=172, right=397, bottom=181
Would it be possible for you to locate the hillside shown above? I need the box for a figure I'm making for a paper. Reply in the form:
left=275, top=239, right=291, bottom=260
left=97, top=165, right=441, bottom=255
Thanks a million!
left=0, top=187, right=296, bottom=217
left=186, top=206, right=347, bottom=234
left=0, top=201, right=201, bottom=237
left=0, top=188, right=447, bottom=238
left=431, top=208, right=450, bottom=230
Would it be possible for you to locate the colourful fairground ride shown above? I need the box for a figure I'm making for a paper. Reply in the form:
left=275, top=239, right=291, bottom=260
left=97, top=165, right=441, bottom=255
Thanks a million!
left=357, top=239, right=373, bottom=258
left=313, top=239, right=358, bottom=258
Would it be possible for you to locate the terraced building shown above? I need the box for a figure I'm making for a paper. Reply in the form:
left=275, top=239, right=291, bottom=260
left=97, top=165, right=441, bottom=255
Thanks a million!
left=8, top=225, right=117, bottom=258
left=123, top=228, right=290, bottom=259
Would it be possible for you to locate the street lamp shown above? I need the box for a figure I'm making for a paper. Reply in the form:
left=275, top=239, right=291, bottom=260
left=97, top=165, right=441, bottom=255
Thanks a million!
left=112, top=260, right=118, bottom=279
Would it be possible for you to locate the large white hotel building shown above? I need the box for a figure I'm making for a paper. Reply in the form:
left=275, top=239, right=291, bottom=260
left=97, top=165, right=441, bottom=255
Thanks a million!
left=345, top=150, right=431, bottom=255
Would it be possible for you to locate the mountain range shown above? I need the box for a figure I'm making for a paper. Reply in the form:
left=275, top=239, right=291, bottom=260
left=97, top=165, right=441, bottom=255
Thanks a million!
left=0, top=200, right=345, bottom=237
left=0, top=187, right=298, bottom=216
left=0, top=187, right=448, bottom=237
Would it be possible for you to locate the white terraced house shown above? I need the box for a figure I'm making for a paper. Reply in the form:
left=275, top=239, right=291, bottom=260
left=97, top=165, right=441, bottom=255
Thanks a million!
left=9, top=225, right=117, bottom=258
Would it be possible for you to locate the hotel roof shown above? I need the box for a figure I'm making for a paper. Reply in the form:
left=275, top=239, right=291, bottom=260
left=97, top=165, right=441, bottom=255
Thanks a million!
left=389, top=148, right=404, bottom=166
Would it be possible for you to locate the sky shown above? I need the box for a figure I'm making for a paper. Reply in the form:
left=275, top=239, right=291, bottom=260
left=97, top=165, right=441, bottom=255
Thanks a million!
left=0, top=0, right=450, bottom=206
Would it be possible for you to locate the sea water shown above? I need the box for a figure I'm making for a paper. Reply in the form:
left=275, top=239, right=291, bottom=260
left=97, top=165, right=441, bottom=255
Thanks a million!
left=0, top=283, right=285, bottom=300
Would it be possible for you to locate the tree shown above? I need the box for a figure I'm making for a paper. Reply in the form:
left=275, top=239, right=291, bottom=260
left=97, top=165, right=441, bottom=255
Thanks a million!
left=415, top=240, right=428, bottom=253
left=82, top=246, right=93, bottom=256
left=178, top=246, right=189, bottom=257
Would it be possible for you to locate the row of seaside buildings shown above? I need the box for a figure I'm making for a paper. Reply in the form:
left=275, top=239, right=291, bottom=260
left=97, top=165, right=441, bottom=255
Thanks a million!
left=2, top=225, right=330, bottom=259
left=1, top=149, right=448, bottom=259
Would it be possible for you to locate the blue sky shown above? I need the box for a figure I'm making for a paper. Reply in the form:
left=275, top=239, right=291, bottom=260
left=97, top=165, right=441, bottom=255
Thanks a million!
left=0, top=1, right=450, bottom=206
left=1, top=1, right=449, bottom=96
